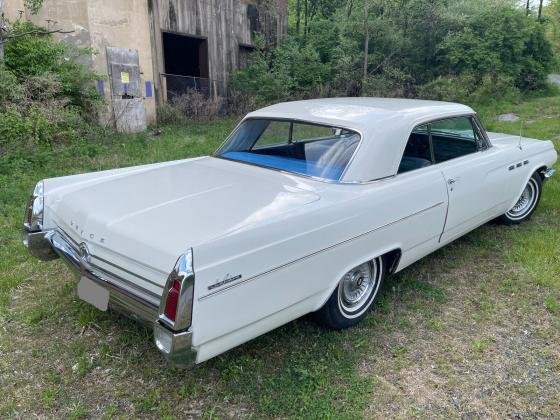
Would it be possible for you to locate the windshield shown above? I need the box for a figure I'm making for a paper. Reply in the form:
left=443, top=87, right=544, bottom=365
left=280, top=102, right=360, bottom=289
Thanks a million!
left=215, top=119, right=361, bottom=181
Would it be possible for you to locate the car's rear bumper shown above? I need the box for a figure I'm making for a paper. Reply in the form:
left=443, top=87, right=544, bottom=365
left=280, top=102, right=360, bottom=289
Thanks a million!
left=23, top=228, right=197, bottom=367
left=153, top=323, right=196, bottom=367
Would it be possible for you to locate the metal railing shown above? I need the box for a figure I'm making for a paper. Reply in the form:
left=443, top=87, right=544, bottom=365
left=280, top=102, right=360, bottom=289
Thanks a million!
left=160, top=73, right=227, bottom=100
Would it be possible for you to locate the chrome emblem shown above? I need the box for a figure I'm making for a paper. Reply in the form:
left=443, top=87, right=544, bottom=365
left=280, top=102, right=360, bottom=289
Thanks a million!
left=79, top=243, right=91, bottom=263
left=208, top=273, right=242, bottom=290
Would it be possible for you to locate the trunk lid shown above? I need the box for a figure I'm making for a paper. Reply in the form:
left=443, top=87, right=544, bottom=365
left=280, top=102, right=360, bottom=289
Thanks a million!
left=46, top=157, right=320, bottom=275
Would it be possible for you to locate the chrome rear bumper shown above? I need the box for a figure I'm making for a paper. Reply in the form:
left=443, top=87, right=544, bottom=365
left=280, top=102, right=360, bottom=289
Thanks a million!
left=23, top=228, right=197, bottom=367
left=46, top=230, right=159, bottom=324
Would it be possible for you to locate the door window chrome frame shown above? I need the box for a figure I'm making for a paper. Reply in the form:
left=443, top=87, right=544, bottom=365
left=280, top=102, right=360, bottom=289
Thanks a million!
left=396, top=114, right=492, bottom=176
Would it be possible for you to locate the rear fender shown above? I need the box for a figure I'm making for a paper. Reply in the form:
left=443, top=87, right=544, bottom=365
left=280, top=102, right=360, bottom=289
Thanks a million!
left=314, top=245, right=402, bottom=311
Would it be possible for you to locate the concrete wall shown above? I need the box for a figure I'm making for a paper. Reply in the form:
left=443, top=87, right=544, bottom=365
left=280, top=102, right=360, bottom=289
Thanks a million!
left=86, top=0, right=156, bottom=125
left=3, top=0, right=26, bottom=21
left=5, top=0, right=157, bottom=125
left=3, top=0, right=288, bottom=127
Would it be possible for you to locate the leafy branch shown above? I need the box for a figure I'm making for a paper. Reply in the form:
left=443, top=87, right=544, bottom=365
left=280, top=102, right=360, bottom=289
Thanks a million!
left=0, top=28, right=74, bottom=44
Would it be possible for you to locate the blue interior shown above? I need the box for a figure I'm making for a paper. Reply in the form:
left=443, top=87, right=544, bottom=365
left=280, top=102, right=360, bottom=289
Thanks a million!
left=221, top=151, right=344, bottom=180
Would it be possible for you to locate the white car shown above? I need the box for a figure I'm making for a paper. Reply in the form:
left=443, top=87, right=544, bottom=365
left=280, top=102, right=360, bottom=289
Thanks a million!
left=23, top=98, right=557, bottom=367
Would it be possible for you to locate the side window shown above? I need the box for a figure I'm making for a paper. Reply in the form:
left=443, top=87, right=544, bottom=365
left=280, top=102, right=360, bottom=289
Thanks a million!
left=398, top=124, right=432, bottom=174
left=472, top=117, right=490, bottom=150
left=430, top=117, right=478, bottom=163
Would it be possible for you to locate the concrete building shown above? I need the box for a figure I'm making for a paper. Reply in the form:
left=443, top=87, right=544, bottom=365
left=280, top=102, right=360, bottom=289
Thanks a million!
left=4, top=0, right=288, bottom=131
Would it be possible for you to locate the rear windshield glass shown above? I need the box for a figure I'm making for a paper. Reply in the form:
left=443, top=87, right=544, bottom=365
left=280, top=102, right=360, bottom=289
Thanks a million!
left=215, top=119, right=361, bottom=181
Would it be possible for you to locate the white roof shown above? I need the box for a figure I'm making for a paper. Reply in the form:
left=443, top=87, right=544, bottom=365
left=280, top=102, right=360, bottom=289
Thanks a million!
left=247, top=98, right=475, bottom=182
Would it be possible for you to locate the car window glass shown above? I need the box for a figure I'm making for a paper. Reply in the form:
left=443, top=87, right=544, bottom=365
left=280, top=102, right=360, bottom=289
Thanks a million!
left=398, top=124, right=432, bottom=174
left=255, top=121, right=291, bottom=147
left=217, top=119, right=361, bottom=181
left=431, top=117, right=478, bottom=163
left=291, top=123, right=334, bottom=142
left=472, top=117, right=489, bottom=149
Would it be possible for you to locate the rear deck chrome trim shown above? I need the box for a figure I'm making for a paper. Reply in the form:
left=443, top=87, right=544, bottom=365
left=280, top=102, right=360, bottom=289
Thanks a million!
left=55, top=224, right=164, bottom=288
left=46, top=230, right=159, bottom=323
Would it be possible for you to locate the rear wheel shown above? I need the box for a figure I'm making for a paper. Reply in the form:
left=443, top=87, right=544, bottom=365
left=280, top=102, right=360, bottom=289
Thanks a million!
left=315, top=256, right=385, bottom=330
left=499, top=172, right=542, bottom=225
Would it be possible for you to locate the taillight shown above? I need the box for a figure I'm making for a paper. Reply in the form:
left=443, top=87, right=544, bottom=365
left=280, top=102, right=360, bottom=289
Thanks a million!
left=23, top=180, right=44, bottom=233
left=158, top=249, right=194, bottom=331
left=163, top=279, right=181, bottom=321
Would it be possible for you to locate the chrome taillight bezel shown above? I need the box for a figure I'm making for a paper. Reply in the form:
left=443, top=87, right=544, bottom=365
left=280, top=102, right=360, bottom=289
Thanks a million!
left=158, top=249, right=195, bottom=331
left=23, top=180, right=45, bottom=233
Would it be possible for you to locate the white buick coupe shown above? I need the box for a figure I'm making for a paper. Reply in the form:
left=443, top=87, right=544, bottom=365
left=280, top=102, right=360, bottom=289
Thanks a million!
left=23, top=98, right=557, bottom=367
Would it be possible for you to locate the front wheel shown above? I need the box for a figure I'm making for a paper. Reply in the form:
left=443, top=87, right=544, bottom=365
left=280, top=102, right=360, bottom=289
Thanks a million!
left=499, top=172, right=542, bottom=225
left=315, top=256, right=385, bottom=330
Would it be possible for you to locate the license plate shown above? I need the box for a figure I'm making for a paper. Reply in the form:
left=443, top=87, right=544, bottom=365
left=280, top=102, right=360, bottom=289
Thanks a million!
left=77, top=276, right=109, bottom=311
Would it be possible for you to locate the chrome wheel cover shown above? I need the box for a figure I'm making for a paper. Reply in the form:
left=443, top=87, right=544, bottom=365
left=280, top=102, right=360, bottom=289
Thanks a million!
left=506, top=178, right=538, bottom=220
left=337, top=259, right=381, bottom=319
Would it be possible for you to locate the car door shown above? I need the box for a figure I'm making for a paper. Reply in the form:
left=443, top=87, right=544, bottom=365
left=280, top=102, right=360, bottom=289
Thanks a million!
left=433, top=116, right=511, bottom=244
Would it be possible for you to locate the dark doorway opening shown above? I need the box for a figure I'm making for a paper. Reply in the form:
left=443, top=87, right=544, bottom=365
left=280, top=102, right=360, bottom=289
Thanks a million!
left=238, top=44, right=255, bottom=70
left=162, top=32, right=209, bottom=99
left=162, top=32, right=208, bottom=78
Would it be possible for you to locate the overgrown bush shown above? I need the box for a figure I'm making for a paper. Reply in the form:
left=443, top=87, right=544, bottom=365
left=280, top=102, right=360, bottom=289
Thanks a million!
left=545, top=0, right=560, bottom=71
left=438, top=8, right=554, bottom=91
left=0, top=21, right=102, bottom=153
left=231, top=0, right=555, bottom=107
left=157, top=90, right=224, bottom=124
left=227, top=89, right=258, bottom=116
left=417, top=73, right=521, bottom=106
left=362, top=67, right=414, bottom=98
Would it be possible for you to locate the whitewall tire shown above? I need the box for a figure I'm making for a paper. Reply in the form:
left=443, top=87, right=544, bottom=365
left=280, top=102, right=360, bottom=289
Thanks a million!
left=315, top=256, right=385, bottom=330
left=499, top=172, right=542, bottom=225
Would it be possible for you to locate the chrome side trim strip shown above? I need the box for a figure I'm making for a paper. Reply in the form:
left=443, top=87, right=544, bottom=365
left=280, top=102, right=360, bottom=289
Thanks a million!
left=199, top=201, right=445, bottom=300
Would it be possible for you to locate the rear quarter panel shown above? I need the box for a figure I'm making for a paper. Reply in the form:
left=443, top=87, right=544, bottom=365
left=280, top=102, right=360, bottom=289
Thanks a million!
left=191, top=169, right=449, bottom=362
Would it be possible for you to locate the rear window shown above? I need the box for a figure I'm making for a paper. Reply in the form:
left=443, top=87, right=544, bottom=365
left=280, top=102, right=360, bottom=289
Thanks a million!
left=216, top=119, right=361, bottom=181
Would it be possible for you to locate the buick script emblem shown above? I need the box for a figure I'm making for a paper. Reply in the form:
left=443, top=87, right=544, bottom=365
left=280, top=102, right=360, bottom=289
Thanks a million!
left=208, top=273, right=242, bottom=290
left=79, top=243, right=91, bottom=263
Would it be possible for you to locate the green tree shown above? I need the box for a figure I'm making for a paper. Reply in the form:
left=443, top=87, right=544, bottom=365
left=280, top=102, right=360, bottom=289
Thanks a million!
left=232, top=0, right=556, bottom=107
left=439, top=7, right=554, bottom=89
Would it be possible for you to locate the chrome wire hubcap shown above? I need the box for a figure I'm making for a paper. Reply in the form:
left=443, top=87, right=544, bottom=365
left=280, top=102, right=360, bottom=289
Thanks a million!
left=338, top=261, right=377, bottom=314
left=507, top=179, right=537, bottom=219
